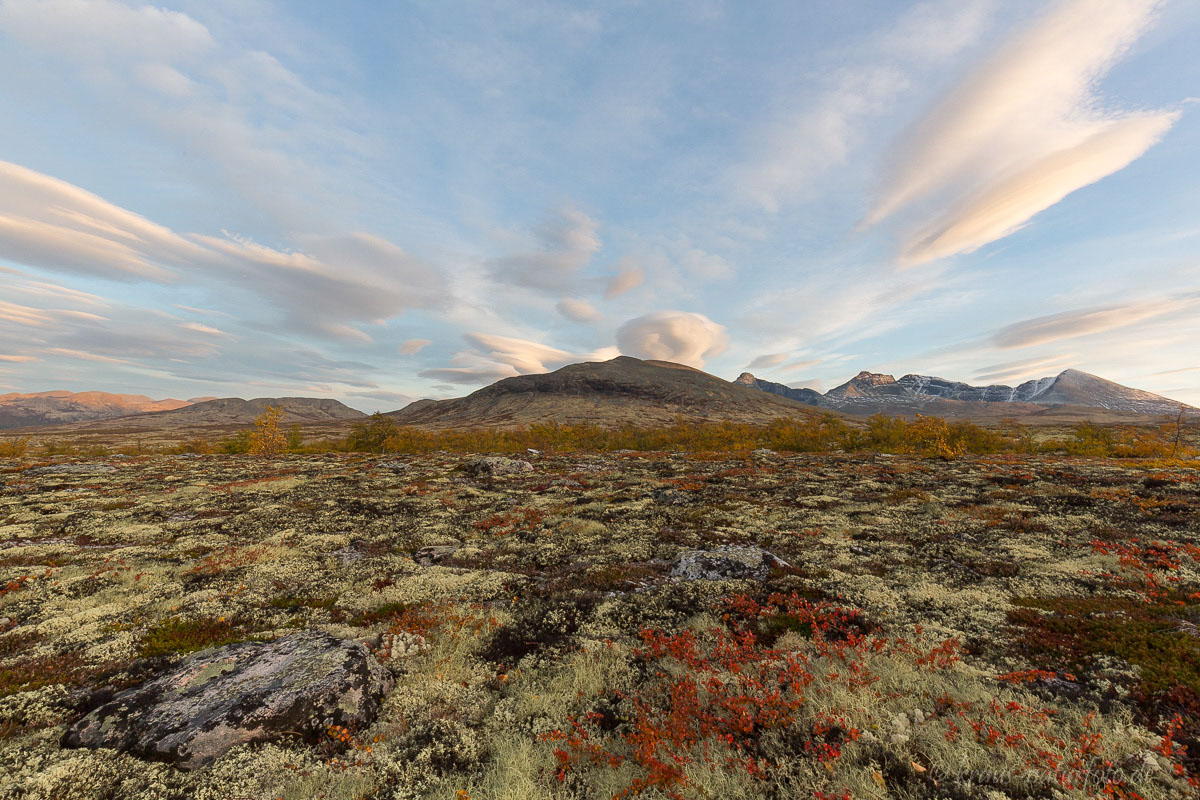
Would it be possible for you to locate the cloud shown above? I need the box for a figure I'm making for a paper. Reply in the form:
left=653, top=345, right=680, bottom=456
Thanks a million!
left=616, top=311, right=729, bottom=368
left=0, top=160, right=204, bottom=280
left=0, top=0, right=366, bottom=233
left=463, top=332, right=618, bottom=374
left=344, top=388, right=415, bottom=408
left=556, top=298, right=602, bottom=323
left=735, top=0, right=992, bottom=212
left=44, top=347, right=134, bottom=365
left=398, top=338, right=432, bottom=356
left=973, top=354, right=1075, bottom=384
left=488, top=207, right=600, bottom=294
left=419, top=366, right=517, bottom=385
left=181, top=322, right=228, bottom=336
left=0, top=354, right=39, bottom=362
left=990, top=296, right=1199, bottom=349
left=0, top=163, right=450, bottom=339
left=605, top=261, right=644, bottom=298
left=900, top=113, right=1177, bottom=265
left=865, top=0, right=1180, bottom=265
left=418, top=332, right=621, bottom=387
left=746, top=353, right=790, bottom=370
left=782, top=359, right=822, bottom=372
left=0, top=0, right=215, bottom=64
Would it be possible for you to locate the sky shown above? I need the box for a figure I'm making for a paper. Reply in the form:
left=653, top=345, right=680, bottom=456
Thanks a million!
left=1, top=0, right=1198, bottom=412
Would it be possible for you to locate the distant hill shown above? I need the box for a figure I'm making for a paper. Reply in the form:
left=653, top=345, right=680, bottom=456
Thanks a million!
left=4, top=396, right=365, bottom=436
left=100, top=397, right=366, bottom=428
left=736, top=368, right=1193, bottom=417
left=0, top=390, right=191, bottom=430
left=388, top=356, right=824, bottom=429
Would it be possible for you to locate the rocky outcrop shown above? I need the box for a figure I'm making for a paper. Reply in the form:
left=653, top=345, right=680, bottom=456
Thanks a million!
left=734, top=373, right=824, bottom=407
left=62, top=631, right=393, bottom=770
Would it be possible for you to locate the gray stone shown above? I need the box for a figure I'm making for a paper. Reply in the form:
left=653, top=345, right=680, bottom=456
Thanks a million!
left=463, top=457, right=533, bottom=478
left=62, top=631, right=393, bottom=770
left=669, top=545, right=789, bottom=581
left=378, top=461, right=409, bottom=473
left=651, top=487, right=693, bottom=506
left=25, top=463, right=117, bottom=476
left=413, top=544, right=461, bottom=566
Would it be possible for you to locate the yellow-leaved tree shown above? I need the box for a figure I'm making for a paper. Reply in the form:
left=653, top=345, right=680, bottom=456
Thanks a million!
left=249, top=405, right=287, bottom=457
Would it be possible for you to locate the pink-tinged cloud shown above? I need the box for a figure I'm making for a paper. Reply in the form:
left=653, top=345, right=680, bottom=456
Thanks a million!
left=616, top=311, right=729, bottom=368
left=865, top=0, right=1179, bottom=266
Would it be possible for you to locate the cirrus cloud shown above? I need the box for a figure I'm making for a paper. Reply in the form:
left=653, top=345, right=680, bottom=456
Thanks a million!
left=865, top=0, right=1181, bottom=266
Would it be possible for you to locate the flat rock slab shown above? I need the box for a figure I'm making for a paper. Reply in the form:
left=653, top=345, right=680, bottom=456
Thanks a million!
left=670, top=545, right=789, bottom=581
left=62, top=631, right=393, bottom=770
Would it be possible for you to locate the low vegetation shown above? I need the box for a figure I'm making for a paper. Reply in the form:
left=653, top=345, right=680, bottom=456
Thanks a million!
left=1, top=440, right=1197, bottom=798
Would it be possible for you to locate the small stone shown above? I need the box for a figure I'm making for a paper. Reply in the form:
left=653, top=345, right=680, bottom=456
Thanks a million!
left=413, top=544, right=461, bottom=566
left=378, top=461, right=409, bottom=473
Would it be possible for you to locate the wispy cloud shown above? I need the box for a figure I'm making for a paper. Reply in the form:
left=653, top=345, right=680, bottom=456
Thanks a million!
left=973, top=354, right=1075, bottom=384
left=605, top=261, right=644, bottom=298
left=398, top=339, right=432, bottom=356
left=745, top=352, right=789, bottom=370
left=556, top=297, right=602, bottom=323
left=991, top=295, right=1199, bottom=349
left=865, top=0, right=1180, bottom=266
left=489, top=207, right=601, bottom=293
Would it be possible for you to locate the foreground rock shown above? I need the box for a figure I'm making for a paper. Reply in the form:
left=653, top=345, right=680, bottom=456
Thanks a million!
left=463, top=456, right=533, bottom=477
left=62, top=631, right=393, bottom=770
left=670, top=545, right=789, bottom=581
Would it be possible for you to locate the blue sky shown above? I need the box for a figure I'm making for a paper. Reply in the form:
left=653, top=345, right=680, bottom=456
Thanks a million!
left=1, top=0, right=1198, bottom=411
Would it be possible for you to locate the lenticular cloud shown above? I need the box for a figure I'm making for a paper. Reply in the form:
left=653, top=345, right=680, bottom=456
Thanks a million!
left=865, top=0, right=1179, bottom=266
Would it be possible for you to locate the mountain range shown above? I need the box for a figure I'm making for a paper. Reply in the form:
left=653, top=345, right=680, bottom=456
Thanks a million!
left=2, top=359, right=1192, bottom=435
left=735, top=368, right=1192, bottom=417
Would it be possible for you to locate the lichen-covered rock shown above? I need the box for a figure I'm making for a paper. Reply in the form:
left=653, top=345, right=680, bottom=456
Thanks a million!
left=61, top=631, right=393, bottom=770
left=463, top=456, right=533, bottom=477
left=669, top=545, right=789, bottom=581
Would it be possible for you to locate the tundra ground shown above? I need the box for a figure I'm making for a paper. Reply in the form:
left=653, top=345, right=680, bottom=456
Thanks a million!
left=1, top=451, right=1198, bottom=799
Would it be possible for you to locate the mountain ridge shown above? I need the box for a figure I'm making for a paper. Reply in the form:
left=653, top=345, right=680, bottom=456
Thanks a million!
left=738, top=368, right=1193, bottom=416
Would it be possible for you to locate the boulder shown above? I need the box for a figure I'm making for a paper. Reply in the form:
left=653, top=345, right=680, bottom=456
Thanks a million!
left=670, top=545, right=789, bottom=581
left=463, top=457, right=533, bottom=478
left=62, top=631, right=393, bottom=770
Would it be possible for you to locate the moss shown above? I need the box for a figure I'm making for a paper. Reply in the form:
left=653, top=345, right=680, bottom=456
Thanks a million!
left=137, top=616, right=259, bottom=658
